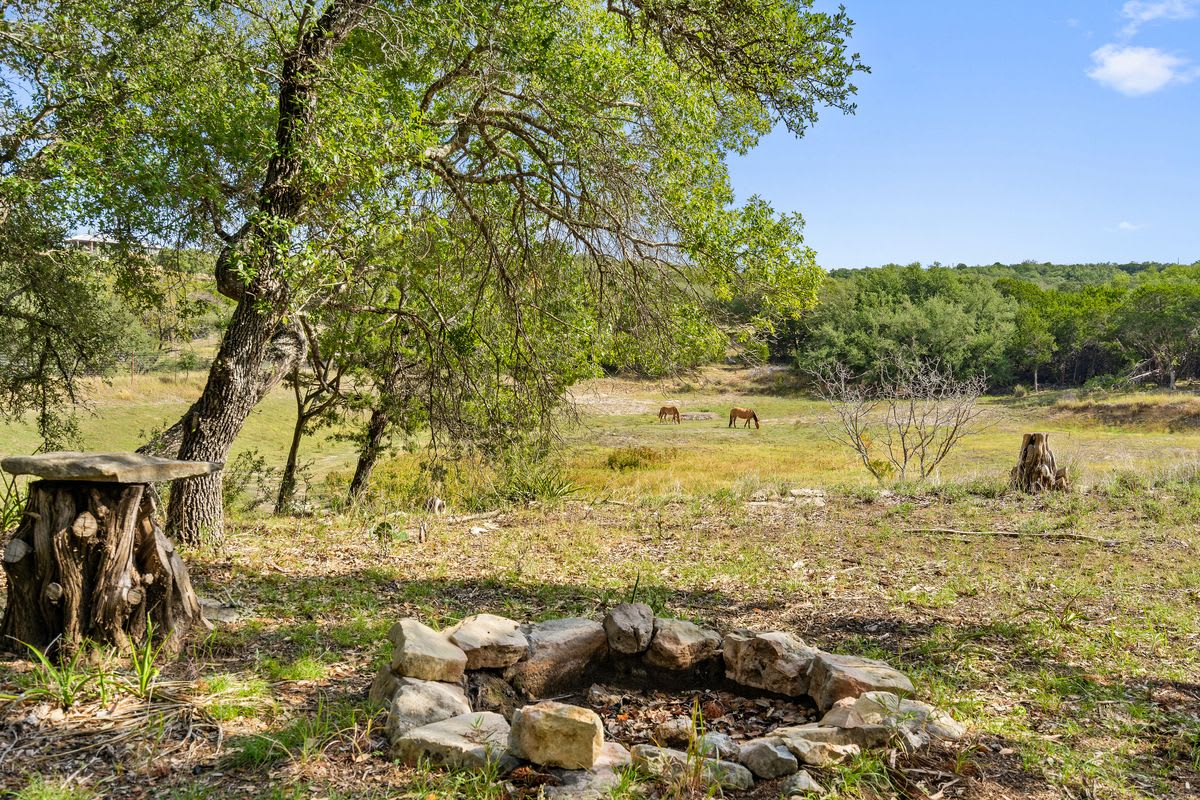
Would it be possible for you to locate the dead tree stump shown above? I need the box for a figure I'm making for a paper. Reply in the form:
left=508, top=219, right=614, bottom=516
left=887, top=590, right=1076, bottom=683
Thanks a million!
left=0, top=452, right=220, bottom=656
left=1010, top=433, right=1069, bottom=493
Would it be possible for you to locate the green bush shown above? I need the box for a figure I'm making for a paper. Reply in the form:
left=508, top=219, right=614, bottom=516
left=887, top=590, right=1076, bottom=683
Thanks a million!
left=605, top=446, right=675, bottom=471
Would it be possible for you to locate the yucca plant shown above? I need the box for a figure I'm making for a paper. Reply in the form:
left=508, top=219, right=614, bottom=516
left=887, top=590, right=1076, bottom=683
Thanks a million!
left=128, top=618, right=168, bottom=699
left=21, top=640, right=97, bottom=709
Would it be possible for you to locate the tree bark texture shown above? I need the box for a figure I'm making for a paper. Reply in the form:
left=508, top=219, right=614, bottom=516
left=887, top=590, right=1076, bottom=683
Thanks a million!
left=1010, top=433, right=1069, bottom=493
left=1, top=481, right=203, bottom=656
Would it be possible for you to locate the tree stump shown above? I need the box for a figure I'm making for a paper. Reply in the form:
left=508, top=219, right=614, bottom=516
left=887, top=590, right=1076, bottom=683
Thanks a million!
left=1010, top=433, right=1069, bottom=493
left=0, top=452, right=220, bottom=656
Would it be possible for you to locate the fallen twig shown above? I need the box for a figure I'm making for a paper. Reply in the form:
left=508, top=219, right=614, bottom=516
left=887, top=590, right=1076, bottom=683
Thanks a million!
left=445, top=510, right=502, bottom=524
left=904, top=527, right=1115, bottom=545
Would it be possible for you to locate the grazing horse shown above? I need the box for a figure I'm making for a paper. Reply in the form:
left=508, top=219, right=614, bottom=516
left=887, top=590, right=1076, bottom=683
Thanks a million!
left=658, top=405, right=681, bottom=424
left=729, top=407, right=760, bottom=429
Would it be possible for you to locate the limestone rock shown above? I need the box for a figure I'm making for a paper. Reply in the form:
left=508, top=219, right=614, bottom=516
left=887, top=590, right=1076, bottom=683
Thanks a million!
left=509, top=701, right=604, bottom=769
left=389, top=619, right=468, bottom=683
left=468, top=671, right=521, bottom=720
left=546, top=743, right=632, bottom=799
left=817, top=697, right=861, bottom=727
left=644, top=618, right=721, bottom=670
left=198, top=597, right=241, bottom=624
left=386, top=677, right=472, bottom=739
left=890, top=698, right=966, bottom=741
left=653, top=716, right=694, bottom=747
left=738, top=737, right=799, bottom=779
left=819, top=692, right=964, bottom=743
left=723, top=630, right=816, bottom=696
left=697, top=731, right=739, bottom=760
left=851, top=690, right=908, bottom=720
left=707, top=758, right=755, bottom=791
left=392, top=711, right=516, bottom=770
left=630, top=745, right=754, bottom=791
left=505, top=618, right=607, bottom=698
left=603, top=603, right=654, bottom=654
left=782, top=736, right=860, bottom=767
left=895, top=725, right=930, bottom=751
left=368, top=663, right=401, bottom=709
left=807, top=652, right=914, bottom=711
left=445, top=613, right=528, bottom=669
left=777, top=722, right=890, bottom=750
left=783, top=770, right=828, bottom=796
left=1, top=451, right=222, bottom=483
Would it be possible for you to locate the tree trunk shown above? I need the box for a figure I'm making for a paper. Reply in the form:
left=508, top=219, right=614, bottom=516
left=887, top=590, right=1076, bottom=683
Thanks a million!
left=348, top=406, right=390, bottom=502
left=1009, top=433, right=1069, bottom=493
left=159, top=0, right=372, bottom=543
left=275, top=370, right=307, bottom=514
left=168, top=294, right=289, bottom=543
left=1033, top=365, right=1039, bottom=393
left=1, top=481, right=203, bottom=656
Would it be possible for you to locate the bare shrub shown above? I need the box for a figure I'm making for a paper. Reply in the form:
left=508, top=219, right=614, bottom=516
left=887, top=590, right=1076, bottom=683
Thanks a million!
left=813, top=354, right=989, bottom=483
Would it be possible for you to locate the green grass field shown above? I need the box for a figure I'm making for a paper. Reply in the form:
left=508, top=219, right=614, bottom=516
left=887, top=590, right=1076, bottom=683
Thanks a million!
left=1, top=370, right=1199, bottom=800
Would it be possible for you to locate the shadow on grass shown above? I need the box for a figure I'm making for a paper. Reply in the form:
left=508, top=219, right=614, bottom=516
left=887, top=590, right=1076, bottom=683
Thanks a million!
left=189, top=564, right=1200, bottom=798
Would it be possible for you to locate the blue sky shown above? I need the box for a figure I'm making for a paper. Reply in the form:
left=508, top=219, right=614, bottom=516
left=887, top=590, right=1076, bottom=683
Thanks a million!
left=727, top=1, right=1200, bottom=269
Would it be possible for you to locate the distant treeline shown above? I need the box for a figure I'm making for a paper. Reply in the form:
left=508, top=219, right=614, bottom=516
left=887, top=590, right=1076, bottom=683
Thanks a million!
left=767, top=260, right=1200, bottom=390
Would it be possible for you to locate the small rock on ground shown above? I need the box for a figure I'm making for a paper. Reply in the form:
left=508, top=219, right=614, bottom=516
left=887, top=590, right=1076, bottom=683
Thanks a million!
left=602, top=602, right=654, bottom=654
left=782, top=736, right=860, bottom=767
left=644, top=618, right=721, bottom=670
left=505, top=618, right=608, bottom=698
left=696, top=731, right=739, bottom=760
left=738, top=737, right=799, bottom=778
left=783, top=770, right=828, bottom=796
left=386, top=677, right=472, bottom=739
left=631, top=745, right=754, bottom=791
left=777, top=721, right=891, bottom=749
left=807, top=652, right=914, bottom=711
left=509, top=700, right=604, bottom=769
left=723, top=630, right=816, bottom=697
left=389, top=618, right=468, bottom=683
left=392, top=711, right=516, bottom=770
left=445, top=613, right=528, bottom=669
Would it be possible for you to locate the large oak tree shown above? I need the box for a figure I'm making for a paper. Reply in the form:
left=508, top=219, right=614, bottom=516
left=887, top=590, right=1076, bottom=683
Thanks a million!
left=3, top=0, right=863, bottom=542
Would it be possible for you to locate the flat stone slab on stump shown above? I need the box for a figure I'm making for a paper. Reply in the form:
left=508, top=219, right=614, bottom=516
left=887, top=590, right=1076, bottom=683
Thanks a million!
left=1, top=451, right=221, bottom=483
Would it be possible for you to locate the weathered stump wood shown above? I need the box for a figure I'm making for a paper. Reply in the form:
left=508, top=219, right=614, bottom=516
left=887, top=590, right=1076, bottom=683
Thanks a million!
left=0, top=452, right=220, bottom=656
left=1010, top=433, right=1069, bottom=493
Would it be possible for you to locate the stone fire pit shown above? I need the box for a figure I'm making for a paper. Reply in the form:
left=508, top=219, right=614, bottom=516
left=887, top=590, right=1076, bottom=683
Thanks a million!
left=369, top=606, right=965, bottom=796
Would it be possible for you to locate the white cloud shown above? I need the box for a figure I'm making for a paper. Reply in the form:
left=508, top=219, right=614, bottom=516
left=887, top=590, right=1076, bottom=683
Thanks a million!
left=1087, top=44, right=1199, bottom=94
left=1115, top=220, right=1147, bottom=232
left=1121, top=0, right=1197, bottom=36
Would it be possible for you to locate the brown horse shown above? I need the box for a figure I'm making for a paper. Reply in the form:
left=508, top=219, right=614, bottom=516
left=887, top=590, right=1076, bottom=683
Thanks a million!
left=729, top=407, right=760, bottom=429
left=658, top=405, right=681, bottom=424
